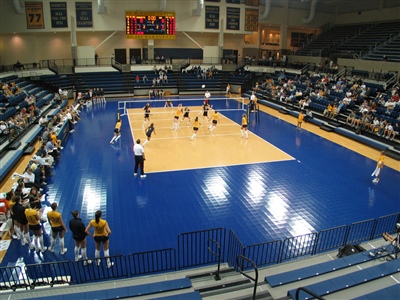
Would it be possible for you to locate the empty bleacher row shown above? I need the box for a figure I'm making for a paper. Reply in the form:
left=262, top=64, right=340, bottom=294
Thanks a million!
left=296, top=20, right=400, bottom=61
left=35, top=70, right=252, bottom=97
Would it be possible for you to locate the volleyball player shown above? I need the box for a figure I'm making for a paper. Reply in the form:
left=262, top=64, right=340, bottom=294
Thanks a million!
left=182, top=107, right=191, bottom=125
left=110, top=119, right=122, bottom=144
left=209, top=110, right=219, bottom=133
left=47, top=202, right=68, bottom=255
left=85, top=210, right=114, bottom=268
left=142, top=103, right=151, bottom=129
left=371, top=151, right=385, bottom=183
left=142, top=123, right=156, bottom=146
left=25, top=202, right=47, bottom=252
left=241, top=114, right=248, bottom=139
left=297, top=111, right=305, bottom=130
left=190, top=117, right=201, bottom=141
left=11, top=194, right=31, bottom=246
left=200, top=101, right=211, bottom=122
left=164, top=98, right=173, bottom=108
left=172, top=104, right=182, bottom=131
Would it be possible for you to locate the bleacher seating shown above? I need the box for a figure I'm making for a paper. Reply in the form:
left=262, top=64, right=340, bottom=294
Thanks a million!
left=265, top=247, right=388, bottom=287
left=28, top=278, right=193, bottom=300
left=287, top=259, right=400, bottom=300
left=296, top=20, right=400, bottom=60
left=352, top=284, right=400, bottom=300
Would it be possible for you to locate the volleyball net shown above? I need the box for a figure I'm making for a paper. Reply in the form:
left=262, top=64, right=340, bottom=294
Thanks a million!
left=118, top=96, right=247, bottom=117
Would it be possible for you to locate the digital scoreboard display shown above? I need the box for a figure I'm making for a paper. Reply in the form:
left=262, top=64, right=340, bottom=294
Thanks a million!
left=126, top=11, right=176, bottom=39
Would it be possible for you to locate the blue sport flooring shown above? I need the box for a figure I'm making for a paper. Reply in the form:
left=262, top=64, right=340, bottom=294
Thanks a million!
left=2, top=97, right=399, bottom=267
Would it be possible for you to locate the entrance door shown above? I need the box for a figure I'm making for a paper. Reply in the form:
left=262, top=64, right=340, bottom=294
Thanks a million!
left=129, top=48, right=142, bottom=64
left=114, top=49, right=127, bottom=64
left=222, top=49, right=238, bottom=64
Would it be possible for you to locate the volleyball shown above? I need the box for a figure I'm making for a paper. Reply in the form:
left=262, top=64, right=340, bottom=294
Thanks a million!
left=202, top=84, right=205, bottom=88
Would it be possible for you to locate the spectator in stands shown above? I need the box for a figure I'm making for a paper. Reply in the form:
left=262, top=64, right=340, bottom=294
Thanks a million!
left=85, top=210, right=114, bottom=268
left=135, top=75, right=140, bottom=84
left=32, top=164, right=46, bottom=187
left=45, top=138, right=60, bottom=160
left=22, top=167, right=41, bottom=190
left=370, top=117, right=380, bottom=133
left=377, top=119, right=388, bottom=136
left=388, top=123, right=399, bottom=140
left=143, top=75, right=148, bottom=83
left=383, top=123, right=394, bottom=139
left=323, top=103, right=334, bottom=118
left=346, top=110, right=357, bottom=126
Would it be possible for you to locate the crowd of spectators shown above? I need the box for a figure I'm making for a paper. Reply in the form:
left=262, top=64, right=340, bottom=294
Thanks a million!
left=182, top=65, right=219, bottom=80
left=1, top=80, right=42, bottom=141
left=2, top=100, right=82, bottom=252
left=256, top=70, right=400, bottom=141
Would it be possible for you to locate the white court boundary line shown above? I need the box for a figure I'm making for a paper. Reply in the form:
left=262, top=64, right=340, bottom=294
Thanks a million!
left=125, top=106, right=295, bottom=173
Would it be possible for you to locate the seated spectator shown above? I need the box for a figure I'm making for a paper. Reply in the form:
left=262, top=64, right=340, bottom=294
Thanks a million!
left=370, top=117, right=380, bottom=133
left=346, top=110, right=356, bottom=126
left=388, top=123, right=399, bottom=140
left=143, top=75, right=148, bottom=83
left=323, top=103, right=334, bottom=118
left=22, top=168, right=40, bottom=190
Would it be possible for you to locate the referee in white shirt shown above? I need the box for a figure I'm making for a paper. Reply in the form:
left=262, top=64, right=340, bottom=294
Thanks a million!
left=133, top=139, right=146, bottom=178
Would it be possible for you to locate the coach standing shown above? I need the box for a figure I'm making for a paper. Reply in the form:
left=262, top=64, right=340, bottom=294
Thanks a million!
left=133, top=139, right=146, bottom=178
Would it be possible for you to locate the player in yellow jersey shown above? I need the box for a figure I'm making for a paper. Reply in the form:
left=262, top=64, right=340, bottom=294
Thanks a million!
left=241, top=114, right=248, bottom=139
left=297, top=111, right=305, bottom=130
left=172, top=104, right=183, bottom=131
left=85, top=210, right=113, bottom=268
left=208, top=110, right=219, bottom=133
left=190, top=117, right=201, bottom=140
left=371, top=151, right=385, bottom=183
left=25, top=202, right=47, bottom=252
left=47, top=202, right=68, bottom=254
left=110, top=119, right=122, bottom=144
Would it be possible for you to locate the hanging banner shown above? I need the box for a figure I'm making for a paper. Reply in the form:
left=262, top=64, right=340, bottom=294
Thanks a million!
left=245, top=9, right=258, bottom=31
left=76, top=2, right=93, bottom=28
left=226, top=7, right=240, bottom=30
left=205, top=6, right=220, bottom=29
left=50, top=2, right=68, bottom=28
left=25, top=1, right=45, bottom=29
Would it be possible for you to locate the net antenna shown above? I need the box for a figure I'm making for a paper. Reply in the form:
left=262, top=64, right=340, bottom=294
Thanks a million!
left=118, top=101, right=127, bottom=116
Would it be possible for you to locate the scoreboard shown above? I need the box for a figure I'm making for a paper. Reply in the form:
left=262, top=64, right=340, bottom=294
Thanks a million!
left=126, top=11, right=176, bottom=39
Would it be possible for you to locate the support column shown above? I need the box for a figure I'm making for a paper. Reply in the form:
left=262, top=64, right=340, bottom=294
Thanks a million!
left=148, top=40, right=155, bottom=62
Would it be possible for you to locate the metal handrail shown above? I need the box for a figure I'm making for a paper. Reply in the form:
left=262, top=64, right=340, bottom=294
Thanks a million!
left=236, top=255, right=258, bottom=300
left=208, top=238, right=222, bottom=280
left=295, top=287, right=325, bottom=300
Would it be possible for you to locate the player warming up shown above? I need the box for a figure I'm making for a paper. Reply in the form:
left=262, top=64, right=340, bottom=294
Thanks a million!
left=297, top=111, right=304, bottom=130
left=110, top=119, right=122, bottom=144
left=190, top=117, right=201, bottom=141
left=143, top=123, right=156, bottom=146
left=371, top=151, right=385, bottom=183
left=172, top=104, right=183, bottom=131
left=209, top=110, right=219, bottom=133
left=241, top=114, right=248, bottom=139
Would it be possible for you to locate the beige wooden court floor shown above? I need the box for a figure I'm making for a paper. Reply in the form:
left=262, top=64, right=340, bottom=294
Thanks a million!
left=127, top=106, right=294, bottom=173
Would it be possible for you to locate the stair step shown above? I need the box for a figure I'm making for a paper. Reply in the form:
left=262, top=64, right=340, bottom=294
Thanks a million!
left=320, top=124, right=334, bottom=132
